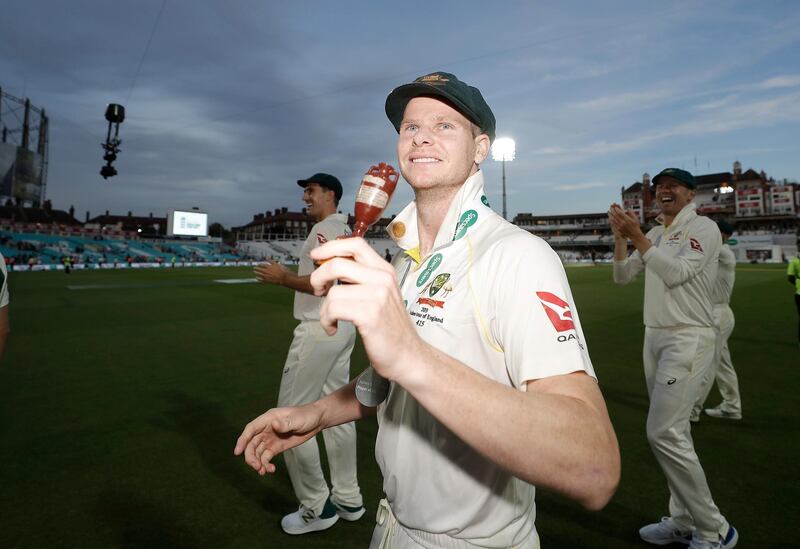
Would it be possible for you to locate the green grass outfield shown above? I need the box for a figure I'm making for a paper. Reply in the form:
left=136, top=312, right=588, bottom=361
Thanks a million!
left=1, top=264, right=796, bottom=548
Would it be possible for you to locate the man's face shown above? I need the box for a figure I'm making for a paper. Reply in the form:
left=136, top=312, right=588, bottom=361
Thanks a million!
left=396, top=96, right=489, bottom=192
left=303, top=183, right=334, bottom=218
left=655, top=177, right=695, bottom=217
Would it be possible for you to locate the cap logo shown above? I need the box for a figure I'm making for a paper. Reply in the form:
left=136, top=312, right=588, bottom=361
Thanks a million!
left=417, top=74, right=449, bottom=84
left=536, top=291, right=575, bottom=332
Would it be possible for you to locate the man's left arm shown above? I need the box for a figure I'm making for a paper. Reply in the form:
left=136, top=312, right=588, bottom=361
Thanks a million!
left=403, top=350, right=620, bottom=511
left=309, top=238, right=620, bottom=511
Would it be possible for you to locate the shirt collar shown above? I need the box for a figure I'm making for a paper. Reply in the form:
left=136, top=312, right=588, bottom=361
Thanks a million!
left=323, top=212, right=348, bottom=223
left=656, top=202, right=697, bottom=230
left=386, top=170, right=486, bottom=264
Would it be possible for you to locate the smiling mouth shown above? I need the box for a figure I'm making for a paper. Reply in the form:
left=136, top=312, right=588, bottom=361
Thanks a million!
left=411, top=157, right=440, bottom=164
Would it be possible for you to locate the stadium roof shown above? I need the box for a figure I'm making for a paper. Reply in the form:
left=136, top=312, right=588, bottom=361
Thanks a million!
left=0, top=205, right=81, bottom=226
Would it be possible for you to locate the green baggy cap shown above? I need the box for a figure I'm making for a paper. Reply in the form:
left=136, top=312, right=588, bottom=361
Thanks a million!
left=652, top=168, right=697, bottom=190
left=385, top=72, right=496, bottom=142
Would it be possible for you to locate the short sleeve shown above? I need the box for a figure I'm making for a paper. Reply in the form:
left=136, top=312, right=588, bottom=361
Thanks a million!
left=488, top=235, right=595, bottom=387
left=311, top=219, right=349, bottom=250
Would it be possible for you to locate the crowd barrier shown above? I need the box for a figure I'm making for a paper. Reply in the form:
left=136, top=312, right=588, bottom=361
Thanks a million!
left=12, top=261, right=262, bottom=272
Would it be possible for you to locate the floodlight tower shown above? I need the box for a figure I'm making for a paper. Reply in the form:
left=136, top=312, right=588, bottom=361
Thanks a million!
left=491, top=137, right=516, bottom=220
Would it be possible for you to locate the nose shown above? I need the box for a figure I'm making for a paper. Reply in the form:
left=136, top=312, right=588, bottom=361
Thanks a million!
left=412, top=126, right=433, bottom=147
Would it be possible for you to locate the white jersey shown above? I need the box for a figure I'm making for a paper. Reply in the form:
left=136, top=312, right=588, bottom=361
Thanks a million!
left=378, top=171, right=595, bottom=547
left=0, top=253, right=8, bottom=308
left=293, top=213, right=350, bottom=321
left=712, top=244, right=735, bottom=306
left=613, top=203, right=721, bottom=328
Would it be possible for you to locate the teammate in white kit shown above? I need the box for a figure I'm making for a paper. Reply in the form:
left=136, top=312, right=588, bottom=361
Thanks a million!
left=609, top=169, right=738, bottom=549
left=253, top=173, right=365, bottom=535
left=236, top=72, right=620, bottom=548
left=692, top=220, right=742, bottom=421
left=0, top=252, right=9, bottom=359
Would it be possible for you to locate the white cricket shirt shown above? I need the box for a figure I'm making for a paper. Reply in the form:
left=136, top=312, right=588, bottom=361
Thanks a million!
left=613, top=202, right=721, bottom=328
left=377, top=171, right=595, bottom=547
left=293, top=213, right=350, bottom=321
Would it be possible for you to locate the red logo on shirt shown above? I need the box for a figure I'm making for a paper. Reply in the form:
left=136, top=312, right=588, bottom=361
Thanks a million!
left=417, top=297, right=445, bottom=309
left=316, top=233, right=328, bottom=245
left=536, top=292, right=575, bottom=332
left=689, top=238, right=704, bottom=253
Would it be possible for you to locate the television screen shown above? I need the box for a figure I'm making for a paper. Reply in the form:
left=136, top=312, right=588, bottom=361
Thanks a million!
left=167, top=210, right=208, bottom=237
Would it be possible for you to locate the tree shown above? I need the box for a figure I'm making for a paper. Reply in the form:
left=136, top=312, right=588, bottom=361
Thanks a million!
left=209, top=222, right=225, bottom=237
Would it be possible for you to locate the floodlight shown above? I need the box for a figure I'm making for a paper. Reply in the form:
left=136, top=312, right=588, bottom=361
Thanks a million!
left=491, top=137, right=516, bottom=220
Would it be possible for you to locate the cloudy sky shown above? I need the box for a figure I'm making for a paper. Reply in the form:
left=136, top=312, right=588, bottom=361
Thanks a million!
left=2, top=0, right=799, bottom=228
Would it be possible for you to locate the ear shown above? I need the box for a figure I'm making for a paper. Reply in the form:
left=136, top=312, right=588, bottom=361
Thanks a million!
left=474, top=134, right=490, bottom=165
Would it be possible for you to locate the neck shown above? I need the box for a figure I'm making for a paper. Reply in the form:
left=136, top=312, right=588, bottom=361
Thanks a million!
left=315, top=205, right=337, bottom=223
left=415, top=184, right=461, bottom=258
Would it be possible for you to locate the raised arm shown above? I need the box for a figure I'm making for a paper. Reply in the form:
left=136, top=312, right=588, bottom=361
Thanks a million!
left=609, top=204, right=644, bottom=285
left=641, top=220, right=720, bottom=288
left=309, top=238, right=620, bottom=510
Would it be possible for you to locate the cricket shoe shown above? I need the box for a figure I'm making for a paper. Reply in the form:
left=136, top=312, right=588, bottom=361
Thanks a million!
left=331, top=498, right=366, bottom=521
left=704, top=406, right=741, bottom=420
left=639, top=517, right=692, bottom=545
left=280, top=497, right=339, bottom=535
left=688, top=525, right=738, bottom=548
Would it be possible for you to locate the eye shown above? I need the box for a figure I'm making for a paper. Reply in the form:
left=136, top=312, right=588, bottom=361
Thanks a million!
left=439, top=122, right=453, bottom=130
left=402, top=123, right=418, bottom=133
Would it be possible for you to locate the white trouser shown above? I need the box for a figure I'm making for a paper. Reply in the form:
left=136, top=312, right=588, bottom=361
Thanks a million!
left=643, top=326, right=729, bottom=541
left=369, top=499, right=539, bottom=549
left=277, top=320, right=362, bottom=513
left=694, top=305, right=741, bottom=414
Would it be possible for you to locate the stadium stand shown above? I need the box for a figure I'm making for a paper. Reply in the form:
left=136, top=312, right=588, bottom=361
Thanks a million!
left=514, top=161, right=798, bottom=263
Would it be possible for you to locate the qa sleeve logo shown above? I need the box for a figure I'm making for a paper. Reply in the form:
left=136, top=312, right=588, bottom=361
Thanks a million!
left=316, top=233, right=328, bottom=245
left=536, top=291, right=575, bottom=332
left=689, top=237, right=704, bottom=253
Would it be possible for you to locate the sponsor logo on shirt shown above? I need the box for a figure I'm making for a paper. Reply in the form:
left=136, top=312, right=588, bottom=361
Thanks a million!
left=316, top=233, right=328, bottom=245
left=453, top=210, right=478, bottom=241
left=667, top=232, right=682, bottom=245
left=689, top=237, right=704, bottom=253
left=481, top=195, right=490, bottom=207
left=536, top=291, right=575, bottom=332
left=416, top=253, right=443, bottom=287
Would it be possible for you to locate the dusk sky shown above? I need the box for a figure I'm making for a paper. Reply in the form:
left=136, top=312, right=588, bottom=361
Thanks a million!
left=2, top=0, right=799, bottom=228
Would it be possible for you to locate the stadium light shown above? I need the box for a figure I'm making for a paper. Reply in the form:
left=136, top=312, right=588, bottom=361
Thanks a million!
left=491, top=137, right=516, bottom=220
